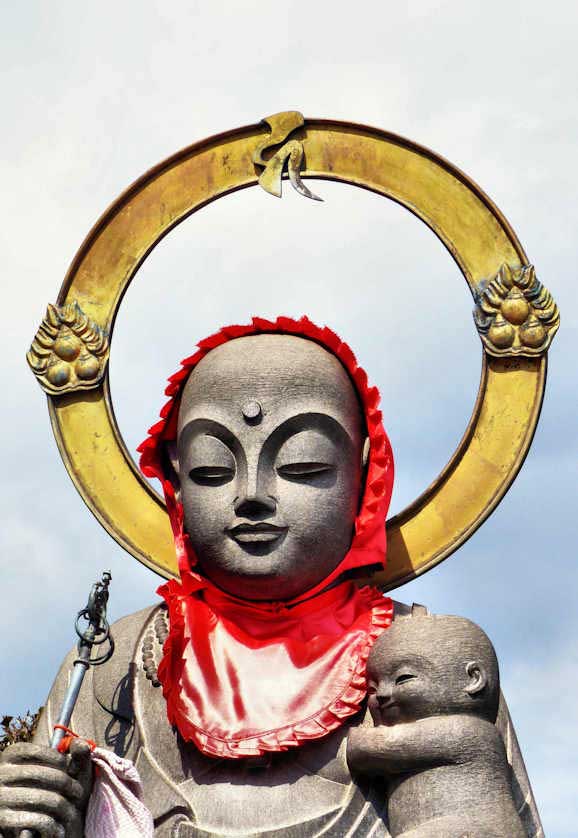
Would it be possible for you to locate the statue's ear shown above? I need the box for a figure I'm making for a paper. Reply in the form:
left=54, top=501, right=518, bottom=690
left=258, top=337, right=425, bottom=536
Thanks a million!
left=464, top=660, right=488, bottom=696
left=358, top=437, right=371, bottom=509
left=362, top=437, right=370, bottom=468
left=165, top=441, right=181, bottom=499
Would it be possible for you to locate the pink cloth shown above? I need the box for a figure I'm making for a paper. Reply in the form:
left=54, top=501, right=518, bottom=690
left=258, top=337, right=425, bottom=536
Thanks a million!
left=85, top=747, right=154, bottom=838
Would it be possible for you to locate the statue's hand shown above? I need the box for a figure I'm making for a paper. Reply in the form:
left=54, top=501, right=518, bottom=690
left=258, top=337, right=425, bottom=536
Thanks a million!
left=0, top=740, right=92, bottom=837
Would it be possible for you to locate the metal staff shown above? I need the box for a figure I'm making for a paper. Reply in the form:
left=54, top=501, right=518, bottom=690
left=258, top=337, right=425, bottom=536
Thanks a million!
left=20, top=571, right=114, bottom=838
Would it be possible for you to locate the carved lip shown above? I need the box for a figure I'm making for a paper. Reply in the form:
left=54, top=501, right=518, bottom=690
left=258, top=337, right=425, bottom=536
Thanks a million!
left=227, top=523, right=288, bottom=545
left=377, top=702, right=402, bottom=724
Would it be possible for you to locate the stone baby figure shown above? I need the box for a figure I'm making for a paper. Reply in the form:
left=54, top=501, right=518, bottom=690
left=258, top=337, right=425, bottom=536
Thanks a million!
left=348, top=614, right=526, bottom=837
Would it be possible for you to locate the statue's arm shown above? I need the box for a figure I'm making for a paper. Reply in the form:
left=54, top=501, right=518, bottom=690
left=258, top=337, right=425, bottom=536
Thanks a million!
left=347, top=715, right=479, bottom=775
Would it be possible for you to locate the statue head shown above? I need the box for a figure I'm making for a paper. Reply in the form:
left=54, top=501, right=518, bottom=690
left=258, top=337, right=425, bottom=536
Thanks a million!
left=366, top=615, right=500, bottom=725
left=139, top=316, right=394, bottom=603
left=169, top=334, right=366, bottom=600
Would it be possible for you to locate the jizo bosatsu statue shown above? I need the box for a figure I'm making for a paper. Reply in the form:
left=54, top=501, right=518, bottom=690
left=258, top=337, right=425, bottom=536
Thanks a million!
left=2, top=112, right=557, bottom=837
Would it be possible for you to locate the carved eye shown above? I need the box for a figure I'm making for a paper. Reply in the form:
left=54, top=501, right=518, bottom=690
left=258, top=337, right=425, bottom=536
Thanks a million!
left=186, top=435, right=236, bottom=485
left=395, top=673, right=416, bottom=685
left=189, top=466, right=235, bottom=485
left=276, top=430, right=337, bottom=483
left=277, top=462, right=334, bottom=481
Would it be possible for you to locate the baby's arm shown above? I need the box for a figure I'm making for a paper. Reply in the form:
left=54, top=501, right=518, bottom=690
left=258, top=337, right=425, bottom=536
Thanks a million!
left=347, top=715, right=482, bottom=775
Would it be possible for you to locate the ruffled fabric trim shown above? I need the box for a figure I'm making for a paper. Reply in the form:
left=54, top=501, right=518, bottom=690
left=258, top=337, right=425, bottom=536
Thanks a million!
left=157, top=579, right=393, bottom=759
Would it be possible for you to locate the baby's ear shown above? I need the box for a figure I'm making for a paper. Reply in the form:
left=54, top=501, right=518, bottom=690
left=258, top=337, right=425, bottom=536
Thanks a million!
left=165, top=441, right=182, bottom=499
left=464, top=660, right=488, bottom=696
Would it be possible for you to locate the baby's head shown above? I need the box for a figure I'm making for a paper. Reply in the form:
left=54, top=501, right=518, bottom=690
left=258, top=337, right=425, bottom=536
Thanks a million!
left=366, top=614, right=500, bottom=726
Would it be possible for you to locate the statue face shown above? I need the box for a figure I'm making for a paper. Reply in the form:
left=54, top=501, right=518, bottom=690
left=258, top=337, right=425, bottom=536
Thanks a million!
left=366, top=618, right=496, bottom=725
left=366, top=645, right=444, bottom=726
left=174, top=334, right=365, bottom=601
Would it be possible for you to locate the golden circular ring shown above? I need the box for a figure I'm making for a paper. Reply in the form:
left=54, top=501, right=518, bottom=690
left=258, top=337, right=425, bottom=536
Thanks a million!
left=44, top=118, right=547, bottom=591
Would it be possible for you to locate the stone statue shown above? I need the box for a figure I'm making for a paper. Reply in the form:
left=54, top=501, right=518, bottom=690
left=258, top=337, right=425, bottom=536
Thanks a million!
left=0, top=327, right=542, bottom=837
left=348, top=614, right=526, bottom=837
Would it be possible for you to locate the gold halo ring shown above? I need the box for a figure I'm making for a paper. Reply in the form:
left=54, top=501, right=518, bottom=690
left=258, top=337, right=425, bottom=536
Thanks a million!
left=35, top=117, right=553, bottom=591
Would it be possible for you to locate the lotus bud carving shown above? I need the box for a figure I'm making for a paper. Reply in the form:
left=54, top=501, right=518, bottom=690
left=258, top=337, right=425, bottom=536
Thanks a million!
left=27, top=301, right=110, bottom=395
left=473, top=264, right=559, bottom=357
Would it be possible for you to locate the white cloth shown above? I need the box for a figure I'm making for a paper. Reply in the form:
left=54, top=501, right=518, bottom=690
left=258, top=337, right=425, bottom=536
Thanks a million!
left=84, top=747, right=154, bottom=837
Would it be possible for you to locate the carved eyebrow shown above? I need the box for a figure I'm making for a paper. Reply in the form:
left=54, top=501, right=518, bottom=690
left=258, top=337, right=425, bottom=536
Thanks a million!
left=370, top=653, right=424, bottom=675
left=263, top=412, right=355, bottom=457
left=391, top=655, right=432, bottom=673
left=177, top=418, right=239, bottom=459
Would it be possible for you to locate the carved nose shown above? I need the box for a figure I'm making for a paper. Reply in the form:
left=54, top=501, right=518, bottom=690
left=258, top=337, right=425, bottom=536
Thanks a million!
left=234, top=493, right=276, bottom=518
left=375, top=685, right=393, bottom=706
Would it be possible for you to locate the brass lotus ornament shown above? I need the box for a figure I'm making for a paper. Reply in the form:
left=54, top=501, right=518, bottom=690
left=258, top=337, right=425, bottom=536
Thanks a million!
left=474, top=264, right=559, bottom=357
left=27, top=301, right=110, bottom=395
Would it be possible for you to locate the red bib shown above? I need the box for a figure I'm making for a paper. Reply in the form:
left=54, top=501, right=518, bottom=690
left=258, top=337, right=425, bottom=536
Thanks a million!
left=138, top=316, right=394, bottom=759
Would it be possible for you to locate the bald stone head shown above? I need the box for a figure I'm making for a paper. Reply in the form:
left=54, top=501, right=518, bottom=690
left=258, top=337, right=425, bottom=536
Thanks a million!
left=171, top=334, right=367, bottom=601
left=367, top=615, right=500, bottom=726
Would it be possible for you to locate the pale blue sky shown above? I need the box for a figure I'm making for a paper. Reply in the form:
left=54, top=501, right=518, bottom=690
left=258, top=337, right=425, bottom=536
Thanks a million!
left=1, top=2, right=577, bottom=834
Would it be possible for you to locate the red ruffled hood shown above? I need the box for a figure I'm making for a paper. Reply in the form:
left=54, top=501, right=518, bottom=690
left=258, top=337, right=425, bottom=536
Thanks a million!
left=137, top=316, right=394, bottom=759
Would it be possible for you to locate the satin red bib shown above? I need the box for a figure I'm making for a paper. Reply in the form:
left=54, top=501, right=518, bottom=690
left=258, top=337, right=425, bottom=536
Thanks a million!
left=138, top=317, right=394, bottom=759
